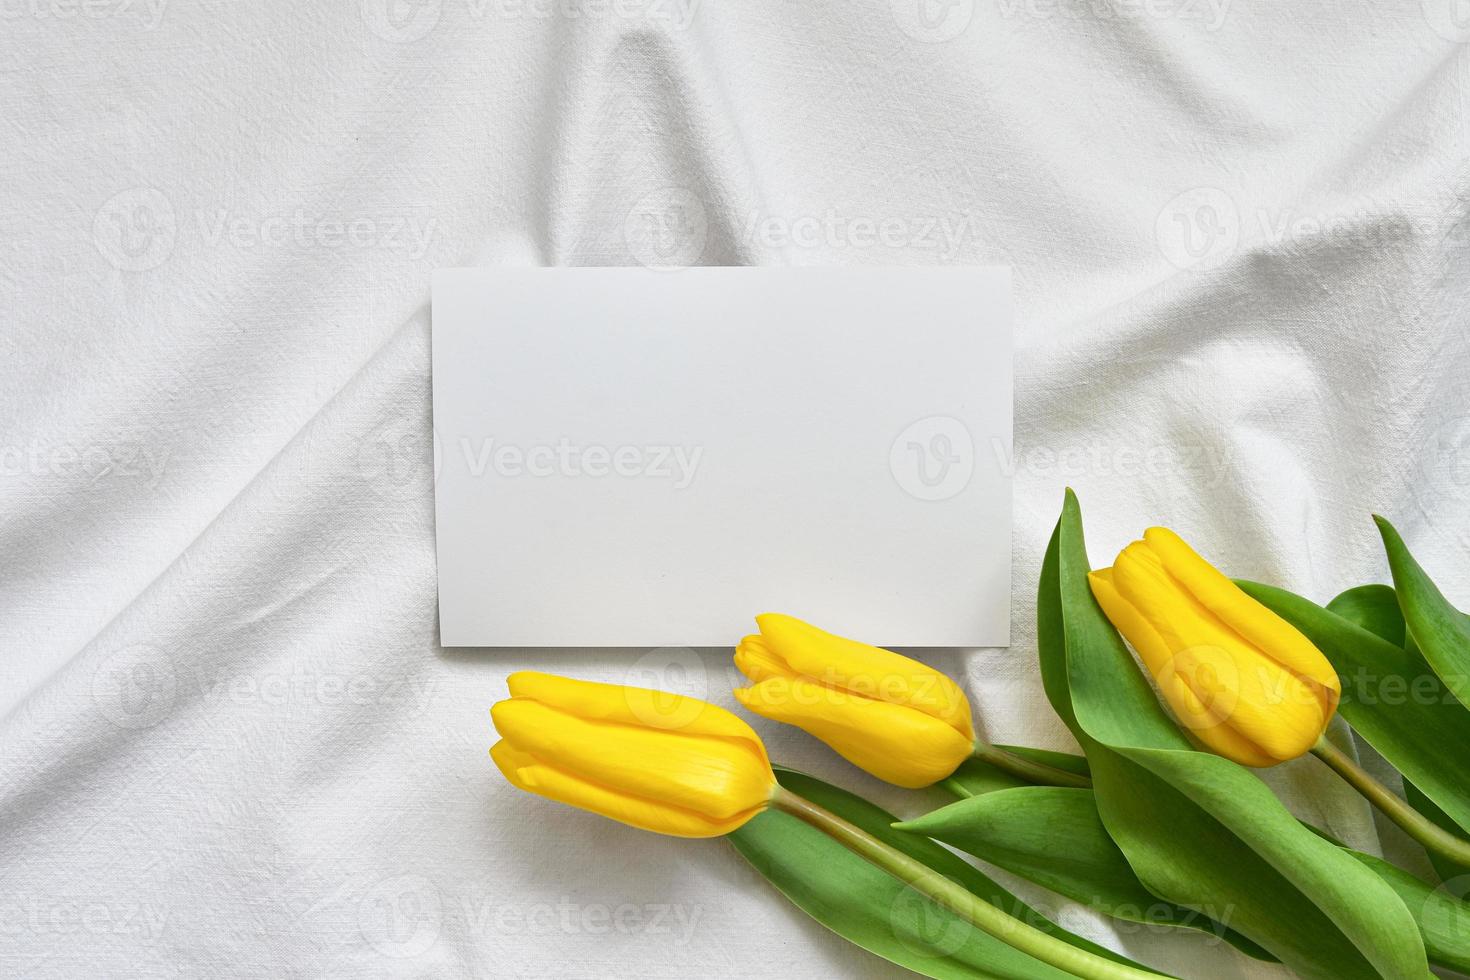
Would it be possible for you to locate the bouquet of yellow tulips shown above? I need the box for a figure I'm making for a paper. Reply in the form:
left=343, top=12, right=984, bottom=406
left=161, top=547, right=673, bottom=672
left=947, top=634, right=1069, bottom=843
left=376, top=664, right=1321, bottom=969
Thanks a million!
left=489, top=491, right=1470, bottom=979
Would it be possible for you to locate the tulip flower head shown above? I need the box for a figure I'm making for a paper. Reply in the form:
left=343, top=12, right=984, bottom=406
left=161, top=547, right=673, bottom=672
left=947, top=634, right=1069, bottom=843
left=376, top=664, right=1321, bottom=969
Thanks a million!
left=1088, top=527, right=1341, bottom=767
left=732, top=614, right=975, bottom=789
left=491, top=672, right=776, bottom=838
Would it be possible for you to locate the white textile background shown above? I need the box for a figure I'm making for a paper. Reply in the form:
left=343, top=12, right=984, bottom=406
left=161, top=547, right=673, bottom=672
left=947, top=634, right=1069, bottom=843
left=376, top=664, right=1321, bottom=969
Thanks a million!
left=2, top=2, right=1468, bottom=977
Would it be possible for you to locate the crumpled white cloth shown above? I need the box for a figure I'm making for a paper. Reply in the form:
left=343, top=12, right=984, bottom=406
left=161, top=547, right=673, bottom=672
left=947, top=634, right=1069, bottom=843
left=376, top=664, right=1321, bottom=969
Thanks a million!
left=2, top=2, right=1467, bottom=977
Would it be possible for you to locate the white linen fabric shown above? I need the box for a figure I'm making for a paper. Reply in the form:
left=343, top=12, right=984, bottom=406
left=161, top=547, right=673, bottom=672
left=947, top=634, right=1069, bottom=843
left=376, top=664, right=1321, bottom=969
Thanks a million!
left=2, top=3, right=1467, bottom=977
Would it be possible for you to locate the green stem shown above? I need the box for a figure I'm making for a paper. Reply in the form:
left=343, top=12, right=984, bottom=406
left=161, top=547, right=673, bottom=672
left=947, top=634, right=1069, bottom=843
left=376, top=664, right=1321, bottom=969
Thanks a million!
left=1311, top=736, right=1470, bottom=868
left=971, top=741, right=1093, bottom=789
left=771, top=786, right=1158, bottom=980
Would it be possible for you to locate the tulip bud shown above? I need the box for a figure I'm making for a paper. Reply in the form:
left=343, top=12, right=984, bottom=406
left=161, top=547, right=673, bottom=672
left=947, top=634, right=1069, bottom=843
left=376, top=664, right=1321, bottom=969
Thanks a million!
left=733, top=614, right=975, bottom=788
left=491, top=672, right=776, bottom=837
left=1088, top=527, right=1341, bottom=767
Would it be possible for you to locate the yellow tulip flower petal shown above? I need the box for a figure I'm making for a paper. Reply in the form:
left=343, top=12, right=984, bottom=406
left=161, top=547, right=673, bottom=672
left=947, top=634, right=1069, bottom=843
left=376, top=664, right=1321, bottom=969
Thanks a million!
left=1112, top=545, right=1329, bottom=761
left=491, top=740, right=755, bottom=837
left=1090, top=568, right=1176, bottom=678
left=492, top=698, right=772, bottom=819
left=1169, top=642, right=1326, bottom=762
left=506, top=671, right=770, bottom=766
left=1093, top=528, right=1342, bottom=768
left=1143, top=527, right=1341, bottom=708
left=1111, top=549, right=1334, bottom=764
left=1093, top=569, right=1281, bottom=766
left=1158, top=676, right=1279, bottom=767
left=755, top=613, right=974, bottom=740
left=734, top=635, right=796, bottom=683
left=1092, top=567, right=1225, bottom=733
left=734, top=676, right=973, bottom=789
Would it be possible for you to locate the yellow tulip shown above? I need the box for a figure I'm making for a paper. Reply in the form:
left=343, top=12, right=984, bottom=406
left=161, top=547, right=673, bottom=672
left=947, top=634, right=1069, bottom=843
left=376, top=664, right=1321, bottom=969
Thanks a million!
left=732, top=614, right=976, bottom=788
left=490, top=671, right=776, bottom=838
left=492, top=668, right=1157, bottom=980
left=1088, top=527, right=1341, bottom=767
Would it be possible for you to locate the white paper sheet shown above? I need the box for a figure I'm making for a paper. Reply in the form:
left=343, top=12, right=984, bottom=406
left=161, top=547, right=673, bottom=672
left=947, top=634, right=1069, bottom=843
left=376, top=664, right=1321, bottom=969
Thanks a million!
left=432, top=266, right=1012, bottom=647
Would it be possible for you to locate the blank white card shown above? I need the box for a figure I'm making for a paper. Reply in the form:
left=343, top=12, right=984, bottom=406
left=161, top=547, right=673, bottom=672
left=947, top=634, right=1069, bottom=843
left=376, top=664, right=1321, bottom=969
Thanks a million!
left=432, top=266, right=1012, bottom=648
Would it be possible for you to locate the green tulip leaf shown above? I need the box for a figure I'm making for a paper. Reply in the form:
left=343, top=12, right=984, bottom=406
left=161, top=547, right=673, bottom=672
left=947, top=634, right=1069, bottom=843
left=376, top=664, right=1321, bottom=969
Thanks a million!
left=910, top=780, right=1470, bottom=974
left=943, top=747, right=1090, bottom=799
left=1041, top=490, right=1431, bottom=980
left=1375, top=516, right=1470, bottom=705
left=1306, top=817, right=1470, bottom=974
left=1238, top=579, right=1470, bottom=842
left=1404, top=781, right=1470, bottom=884
left=898, top=786, right=1274, bottom=960
left=1322, top=583, right=1470, bottom=884
left=1327, top=584, right=1408, bottom=647
left=728, top=766, right=1150, bottom=979
left=1348, top=848, right=1470, bottom=974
